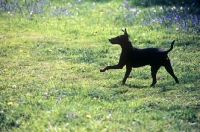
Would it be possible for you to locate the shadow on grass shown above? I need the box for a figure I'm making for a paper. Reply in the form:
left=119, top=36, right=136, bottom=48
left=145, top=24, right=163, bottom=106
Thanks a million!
left=125, top=83, right=149, bottom=89
left=127, top=0, right=200, bottom=7
left=177, top=73, right=200, bottom=85
left=133, top=101, right=199, bottom=123
left=159, top=104, right=200, bottom=123
left=88, top=0, right=200, bottom=7
left=107, top=83, right=149, bottom=89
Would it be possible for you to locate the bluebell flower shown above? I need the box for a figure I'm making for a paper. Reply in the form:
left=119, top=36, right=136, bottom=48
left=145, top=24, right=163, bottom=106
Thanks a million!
left=39, top=0, right=43, bottom=4
left=124, top=0, right=128, bottom=5
left=191, top=3, right=195, bottom=6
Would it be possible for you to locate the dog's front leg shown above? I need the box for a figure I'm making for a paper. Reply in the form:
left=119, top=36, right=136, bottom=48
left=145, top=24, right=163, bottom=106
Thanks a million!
left=100, top=64, right=124, bottom=72
left=100, top=54, right=126, bottom=72
left=122, top=65, right=132, bottom=84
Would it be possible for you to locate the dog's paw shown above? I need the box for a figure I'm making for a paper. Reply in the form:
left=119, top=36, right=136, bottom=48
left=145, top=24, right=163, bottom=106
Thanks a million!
left=122, top=81, right=126, bottom=85
left=100, top=68, right=105, bottom=72
left=150, top=84, right=155, bottom=87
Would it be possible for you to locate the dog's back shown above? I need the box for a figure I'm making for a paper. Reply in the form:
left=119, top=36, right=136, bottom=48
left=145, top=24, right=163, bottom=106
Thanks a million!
left=124, top=47, right=169, bottom=67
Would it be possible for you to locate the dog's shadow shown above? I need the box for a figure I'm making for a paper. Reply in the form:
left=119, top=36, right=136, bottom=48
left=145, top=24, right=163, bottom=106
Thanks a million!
left=108, top=82, right=178, bottom=92
left=108, top=83, right=149, bottom=89
left=125, top=83, right=149, bottom=89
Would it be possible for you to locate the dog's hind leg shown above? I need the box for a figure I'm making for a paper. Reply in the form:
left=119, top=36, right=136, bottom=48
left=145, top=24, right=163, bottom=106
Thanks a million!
left=164, top=61, right=179, bottom=84
left=150, top=66, right=161, bottom=87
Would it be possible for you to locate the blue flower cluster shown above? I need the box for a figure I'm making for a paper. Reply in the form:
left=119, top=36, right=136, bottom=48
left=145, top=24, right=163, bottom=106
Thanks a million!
left=143, top=5, right=200, bottom=34
left=122, top=0, right=200, bottom=34
left=0, top=0, right=46, bottom=14
left=1, top=0, right=199, bottom=34
left=0, top=0, right=73, bottom=17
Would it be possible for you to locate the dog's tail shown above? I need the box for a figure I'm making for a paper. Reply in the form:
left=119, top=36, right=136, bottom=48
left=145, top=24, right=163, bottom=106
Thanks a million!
left=166, top=40, right=175, bottom=54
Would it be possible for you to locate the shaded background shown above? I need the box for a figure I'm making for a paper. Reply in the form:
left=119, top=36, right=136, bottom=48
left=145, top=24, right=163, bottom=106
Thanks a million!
left=86, top=0, right=200, bottom=7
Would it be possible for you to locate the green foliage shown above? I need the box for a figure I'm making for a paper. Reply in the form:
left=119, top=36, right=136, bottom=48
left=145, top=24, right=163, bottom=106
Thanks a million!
left=0, top=0, right=200, bottom=131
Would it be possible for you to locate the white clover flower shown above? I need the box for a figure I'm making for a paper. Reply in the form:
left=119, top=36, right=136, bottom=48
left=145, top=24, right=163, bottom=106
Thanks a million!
left=12, top=85, right=17, bottom=89
left=130, top=8, right=136, bottom=12
left=171, top=6, right=176, bottom=10
left=152, top=8, right=156, bottom=13
left=30, top=11, right=33, bottom=15
left=8, top=12, right=12, bottom=16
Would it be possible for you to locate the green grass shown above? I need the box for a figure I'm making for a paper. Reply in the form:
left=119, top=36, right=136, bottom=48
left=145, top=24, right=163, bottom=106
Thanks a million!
left=0, top=0, right=200, bottom=131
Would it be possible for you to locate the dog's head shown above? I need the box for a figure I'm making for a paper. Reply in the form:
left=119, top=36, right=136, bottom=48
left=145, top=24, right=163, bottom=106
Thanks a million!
left=108, top=28, right=129, bottom=45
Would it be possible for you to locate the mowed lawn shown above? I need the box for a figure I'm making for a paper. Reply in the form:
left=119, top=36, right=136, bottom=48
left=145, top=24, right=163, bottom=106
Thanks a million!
left=0, top=0, right=200, bottom=131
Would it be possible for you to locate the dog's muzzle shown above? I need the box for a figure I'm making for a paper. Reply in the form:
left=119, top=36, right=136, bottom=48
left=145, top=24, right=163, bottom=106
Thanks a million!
left=108, top=38, right=116, bottom=44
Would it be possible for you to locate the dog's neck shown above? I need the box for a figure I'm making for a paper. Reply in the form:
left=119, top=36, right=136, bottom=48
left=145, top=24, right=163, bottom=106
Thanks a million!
left=120, top=40, right=133, bottom=52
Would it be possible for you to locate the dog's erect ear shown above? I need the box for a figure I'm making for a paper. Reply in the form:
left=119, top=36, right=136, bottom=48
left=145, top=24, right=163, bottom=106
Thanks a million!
left=122, top=28, right=128, bottom=35
left=121, top=28, right=126, bottom=33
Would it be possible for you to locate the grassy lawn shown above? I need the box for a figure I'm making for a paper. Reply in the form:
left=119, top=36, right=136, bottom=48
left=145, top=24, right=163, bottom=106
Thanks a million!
left=0, top=0, right=200, bottom=131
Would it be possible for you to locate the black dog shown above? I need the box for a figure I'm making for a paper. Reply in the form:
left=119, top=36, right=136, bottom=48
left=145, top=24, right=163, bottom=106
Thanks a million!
left=100, top=28, right=179, bottom=87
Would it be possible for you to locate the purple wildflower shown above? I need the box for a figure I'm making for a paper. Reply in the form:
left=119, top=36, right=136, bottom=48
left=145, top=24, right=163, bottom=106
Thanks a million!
left=191, top=3, right=195, bottom=6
